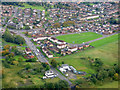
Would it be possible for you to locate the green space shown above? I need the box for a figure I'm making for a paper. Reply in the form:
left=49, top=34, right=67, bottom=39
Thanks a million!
left=2, top=61, right=61, bottom=88
left=2, top=39, right=19, bottom=46
left=90, top=34, right=118, bottom=47
left=96, top=81, right=118, bottom=88
left=14, top=55, right=27, bottom=61
left=18, top=3, right=45, bottom=11
left=56, top=32, right=103, bottom=44
left=54, top=34, right=118, bottom=74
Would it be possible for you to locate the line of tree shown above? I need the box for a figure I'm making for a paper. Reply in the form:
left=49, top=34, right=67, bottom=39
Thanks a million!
left=20, top=80, right=69, bottom=89
left=2, top=29, right=25, bottom=45
left=2, top=2, right=24, bottom=7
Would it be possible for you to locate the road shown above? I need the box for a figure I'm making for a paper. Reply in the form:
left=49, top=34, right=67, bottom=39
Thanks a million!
left=10, top=30, right=119, bottom=87
left=12, top=30, right=72, bottom=86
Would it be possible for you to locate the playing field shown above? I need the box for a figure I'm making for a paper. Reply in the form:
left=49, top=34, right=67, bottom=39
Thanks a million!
left=90, top=34, right=118, bottom=47
left=18, top=3, right=45, bottom=11
left=56, top=32, right=103, bottom=44
left=54, top=34, right=118, bottom=74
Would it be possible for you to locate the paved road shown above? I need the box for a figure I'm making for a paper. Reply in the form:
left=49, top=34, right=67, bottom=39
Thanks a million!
left=10, top=29, right=119, bottom=87
left=11, top=30, right=72, bottom=86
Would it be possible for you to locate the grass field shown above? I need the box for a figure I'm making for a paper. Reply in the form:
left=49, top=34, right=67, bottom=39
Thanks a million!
left=2, top=62, right=60, bottom=88
left=56, top=32, right=103, bottom=44
left=18, top=3, right=45, bottom=11
left=90, top=34, right=118, bottom=47
left=96, top=81, right=118, bottom=88
left=54, top=34, right=118, bottom=74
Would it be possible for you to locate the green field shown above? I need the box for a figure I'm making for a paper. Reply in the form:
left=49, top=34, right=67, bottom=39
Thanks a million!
left=2, top=62, right=60, bottom=88
left=18, top=3, right=45, bottom=11
left=96, top=81, right=118, bottom=88
left=54, top=34, right=118, bottom=74
left=90, top=34, right=118, bottom=47
left=56, top=32, right=103, bottom=44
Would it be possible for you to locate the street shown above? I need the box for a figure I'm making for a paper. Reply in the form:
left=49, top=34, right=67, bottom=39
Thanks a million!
left=12, top=30, right=72, bottom=86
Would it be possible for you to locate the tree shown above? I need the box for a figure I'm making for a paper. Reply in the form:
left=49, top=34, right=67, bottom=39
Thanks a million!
left=14, top=48, right=22, bottom=55
left=62, top=61, right=64, bottom=64
left=2, top=30, right=14, bottom=43
left=113, top=73, right=118, bottom=81
left=26, top=64, right=32, bottom=70
left=51, top=59, right=57, bottom=68
left=45, top=65, right=50, bottom=71
left=91, top=76, right=97, bottom=84
left=26, top=58, right=36, bottom=62
left=58, top=80, right=69, bottom=88
left=14, top=35, right=25, bottom=44
left=12, top=61, right=18, bottom=65
left=108, top=69, right=116, bottom=77
left=44, top=82, right=55, bottom=88
left=18, top=57, right=23, bottom=62
left=94, top=58, right=103, bottom=67
left=4, top=45, right=10, bottom=50
left=54, top=23, right=60, bottom=28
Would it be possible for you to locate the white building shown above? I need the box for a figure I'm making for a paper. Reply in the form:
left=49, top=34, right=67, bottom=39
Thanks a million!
left=57, top=44, right=66, bottom=49
left=59, top=64, right=71, bottom=73
left=68, top=47, right=78, bottom=52
left=44, top=70, right=57, bottom=78
left=86, top=15, right=99, bottom=20
left=46, top=52, right=53, bottom=58
left=49, top=37, right=58, bottom=43
left=56, top=40, right=66, bottom=44
left=33, top=36, right=50, bottom=42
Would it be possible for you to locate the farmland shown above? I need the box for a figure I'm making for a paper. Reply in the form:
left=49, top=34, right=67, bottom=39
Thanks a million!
left=56, top=32, right=103, bottom=44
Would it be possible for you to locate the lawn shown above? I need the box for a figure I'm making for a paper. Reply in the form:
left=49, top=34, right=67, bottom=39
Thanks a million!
left=90, top=34, right=118, bottom=47
left=18, top=3, right=45, bottom=11
left=56, top=32, right=103, bottom=44
left=54, top=34, right=118, bottom=74
left=96, top=81, right=118, bottom=88
left=14, top=55, right=27, bottom=61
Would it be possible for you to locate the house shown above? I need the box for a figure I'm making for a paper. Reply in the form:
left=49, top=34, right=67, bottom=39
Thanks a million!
left=47, top=42, right=54, bottom=47
left=44, top=70, right=57, bottom=78
left=68, top=47, right=78, bottom=52
left=46, top=51, right=53, bottom=58
left=25, top=48, right=32, bottom=54
left=42, top=47, right=53, bottom=58
left=66, top=51, right=71, bottom=54
left=33, top=36, right=50, bottom=42
left=56, top=40, right=66, bottom=44
left=69, top=66, right=77, bottom=73
left=86, top=15, right=99, bottom=20
left=57, top=44, right=66, bottom=49
left=59, top=64, right=71, bottom=73
left=78, top=45, right=83, bottom=50
left=49, top=37, right=58, bottom=43
left=61, top=51, right=66, bottom=56
left=83, top=44, right=90, bottom=48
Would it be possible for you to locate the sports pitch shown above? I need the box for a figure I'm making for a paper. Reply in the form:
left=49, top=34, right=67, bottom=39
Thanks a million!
left=56, top=32, right=103, bottom=44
